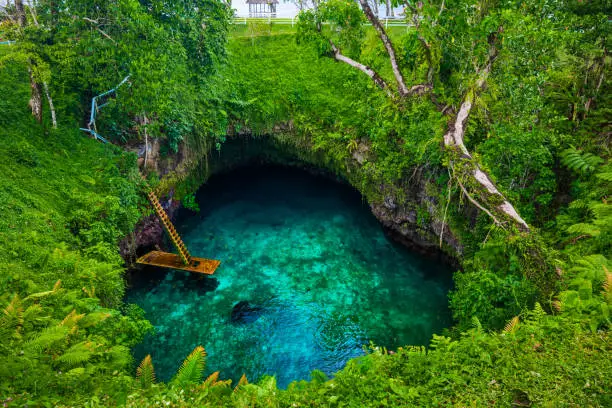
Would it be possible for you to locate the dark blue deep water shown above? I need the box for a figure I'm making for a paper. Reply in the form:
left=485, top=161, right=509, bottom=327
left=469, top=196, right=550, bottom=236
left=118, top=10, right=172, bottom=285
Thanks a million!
left=127, top=166, right=453, bottom=388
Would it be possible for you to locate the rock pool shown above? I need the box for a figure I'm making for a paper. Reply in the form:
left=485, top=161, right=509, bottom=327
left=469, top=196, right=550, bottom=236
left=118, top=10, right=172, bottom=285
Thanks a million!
left=127, top=166, right=453, bottom=388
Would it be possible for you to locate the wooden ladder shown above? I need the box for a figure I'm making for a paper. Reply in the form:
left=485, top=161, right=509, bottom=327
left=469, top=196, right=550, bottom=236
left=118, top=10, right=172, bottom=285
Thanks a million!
left=146, top=190, right=191, bottom=265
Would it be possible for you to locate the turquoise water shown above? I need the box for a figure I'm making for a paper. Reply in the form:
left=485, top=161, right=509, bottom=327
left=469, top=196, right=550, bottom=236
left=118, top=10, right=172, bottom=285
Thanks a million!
left=127, top=166, right=453, bottom=388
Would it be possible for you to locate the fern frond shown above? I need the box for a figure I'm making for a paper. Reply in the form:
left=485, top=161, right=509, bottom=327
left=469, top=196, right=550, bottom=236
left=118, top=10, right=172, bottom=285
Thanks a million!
left=53, top=279, right=62, bottom=292
left=24, top=279, right=64, bottom=302
left=552, top=299, right=563, bottom=312
left=60, top=309, right=85, bottom=333
left=82, top=286, right=96, bottom=298
left=503, top=316, right=519, bottom=334
left=569, top=255, right=609, bottom=284
left=561, top=148, right=603, bottom=174
left=595, top=171, right=612, bottom=182
left=57, top=350, right=92, bottom=367
left=107, top=345, right=132, bottom=368
left=590, top=202, right=612, bottom=221
left=533, top=302, right=546, bottom=318
left=568, top=198, right=590, bottom=210
left=601, top=266, right=611, bottom=299
left=171, top=346, right=206, bottom=386
left=234, top=374, right=248, bottom=392
left=80, top=311, right=112, bottom=328
left=202, top=371, right=220, bottom=387
left=471, top=316, right=482, bottom=332
left=566, top=222, right=601, bottom=237
left=136, top=355, right=155, bottom=389
left=0, top=294, right=24, bottom=338
left=26, top=325, right=70, bottom=351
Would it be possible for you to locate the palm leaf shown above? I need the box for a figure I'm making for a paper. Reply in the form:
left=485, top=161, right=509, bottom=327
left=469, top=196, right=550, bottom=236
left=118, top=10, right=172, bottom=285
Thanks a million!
left=171, top=346, right=206, bottom=386
left=136, top=355, right=155, bottom=389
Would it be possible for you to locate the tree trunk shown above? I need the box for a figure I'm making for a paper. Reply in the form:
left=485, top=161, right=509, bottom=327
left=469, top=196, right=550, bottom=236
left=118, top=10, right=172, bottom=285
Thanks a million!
left=143, top=114, right=149, bottom=170
left=21, top=1, right=58, bottom=127
left=358, top=0, right=409, bottom=97
left=14, top=0, right=26, bottom=27
left=16, top=1, right=42, bottom=123
left=43, top=82, right=57, bottom=128
left=385, top=0, right=391, bottom=17
left=28, top=68, right=43, bottom=123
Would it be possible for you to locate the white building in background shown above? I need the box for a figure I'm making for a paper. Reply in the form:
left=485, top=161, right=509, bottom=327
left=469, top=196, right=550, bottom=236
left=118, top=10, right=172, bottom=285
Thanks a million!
left=233, top=0, right=404, bottom=19
left=246, top=0, right=279, bottom=17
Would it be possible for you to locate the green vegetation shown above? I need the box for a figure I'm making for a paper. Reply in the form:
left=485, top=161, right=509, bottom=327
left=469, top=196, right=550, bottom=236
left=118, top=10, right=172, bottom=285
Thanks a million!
left=0, top=54, right=153, bottom=405
left=1, top=0, right=610, bottom=406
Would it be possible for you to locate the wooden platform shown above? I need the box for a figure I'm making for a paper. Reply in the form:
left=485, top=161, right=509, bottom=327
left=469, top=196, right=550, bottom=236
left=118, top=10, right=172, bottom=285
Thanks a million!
left=136, top=251, right=220, bottom=275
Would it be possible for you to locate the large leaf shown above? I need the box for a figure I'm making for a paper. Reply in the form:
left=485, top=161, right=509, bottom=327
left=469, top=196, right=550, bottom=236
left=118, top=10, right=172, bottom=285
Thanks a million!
left=136, top=354, right=155, bottom=389
left=171, top=346, right=207, bottom=387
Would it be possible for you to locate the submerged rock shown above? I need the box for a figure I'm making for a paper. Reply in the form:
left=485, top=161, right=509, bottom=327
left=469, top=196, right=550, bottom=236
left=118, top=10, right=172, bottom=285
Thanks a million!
left=231, top=301, right=263, bottom=324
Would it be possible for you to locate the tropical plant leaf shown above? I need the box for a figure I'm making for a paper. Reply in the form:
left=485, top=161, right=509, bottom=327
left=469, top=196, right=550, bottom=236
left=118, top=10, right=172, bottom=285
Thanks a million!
left=595, top=171, right=612, bottom=182
left=202, top=371, right=220, bottom=387
left=566, top=222, right=600, bottom=237
left=57, top=350, right=92, bottom=367
left=234, top=373, right=248, bottom=392
left=471, top=316, right=483, bottom=332
left=26, top=325, right=70, bottom=352
left=0, top=294, right=24, bottom=339
left=59, top=309, right=85, bottom=334
left=561, top=148, right=603, bottom=174
left=136, top=355, right=155, bottom=389
left=503, top=316, right=519, bottom=333
left=171, top=346, right=206, bottom=387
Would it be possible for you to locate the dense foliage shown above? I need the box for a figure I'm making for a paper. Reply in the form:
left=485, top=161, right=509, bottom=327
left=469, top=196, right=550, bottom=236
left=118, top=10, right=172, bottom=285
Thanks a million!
left=0, top=56, right=153, bottom=405
left=0, top=0, right=610, bottom=406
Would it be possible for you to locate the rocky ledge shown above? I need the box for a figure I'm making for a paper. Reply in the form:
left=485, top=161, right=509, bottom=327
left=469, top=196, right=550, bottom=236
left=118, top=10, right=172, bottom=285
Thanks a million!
left=121, top=133, right=463, bottom=267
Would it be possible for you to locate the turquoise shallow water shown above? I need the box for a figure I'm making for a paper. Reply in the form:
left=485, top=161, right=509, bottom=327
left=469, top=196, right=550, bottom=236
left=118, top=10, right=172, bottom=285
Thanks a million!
left=127, top=166, right=453, bottom=388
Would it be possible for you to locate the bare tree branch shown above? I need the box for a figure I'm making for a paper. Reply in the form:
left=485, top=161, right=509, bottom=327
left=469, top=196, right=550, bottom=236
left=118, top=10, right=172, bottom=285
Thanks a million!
left=405, top=3, right=435, bottom=83
left=358, top=0, right=409, bottom=97
left=456, top=173, right=505, bottom=229
left=444, top=38, right=530, bottom=232
left=82, top=17, right=117, bottom=45
left=330, top=41, right=393, bottom=98
left=28, top=3, right=38, bottom=26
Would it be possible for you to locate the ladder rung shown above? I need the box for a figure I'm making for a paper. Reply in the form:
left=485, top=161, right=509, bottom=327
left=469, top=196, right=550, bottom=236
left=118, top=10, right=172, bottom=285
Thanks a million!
left=147, top=189, right=192, bottom=265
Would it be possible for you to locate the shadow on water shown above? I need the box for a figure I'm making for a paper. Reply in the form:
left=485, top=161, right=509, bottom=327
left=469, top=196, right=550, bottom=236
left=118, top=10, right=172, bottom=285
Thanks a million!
left=127, top=165, right=454, bottom=388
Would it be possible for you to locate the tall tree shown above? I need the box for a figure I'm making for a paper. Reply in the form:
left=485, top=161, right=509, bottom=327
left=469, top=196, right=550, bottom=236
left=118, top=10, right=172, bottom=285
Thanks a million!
left=6, top=0, right=57, bottom=126
left=297, top=0, right=530, bottom=231
left=14, top=0, right=43, bottom=123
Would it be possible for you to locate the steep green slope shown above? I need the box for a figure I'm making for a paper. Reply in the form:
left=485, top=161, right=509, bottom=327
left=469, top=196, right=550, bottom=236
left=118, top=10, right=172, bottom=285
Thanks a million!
left=0, top=58, right=152, bottom=405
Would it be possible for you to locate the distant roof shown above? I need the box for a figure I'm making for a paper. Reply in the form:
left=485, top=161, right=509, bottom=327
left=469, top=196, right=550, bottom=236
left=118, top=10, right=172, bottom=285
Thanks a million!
left=245, top=0, right=279, bottom=3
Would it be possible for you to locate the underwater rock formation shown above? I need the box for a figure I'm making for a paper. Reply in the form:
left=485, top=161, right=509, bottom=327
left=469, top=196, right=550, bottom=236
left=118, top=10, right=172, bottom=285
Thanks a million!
left=231, top=301, right=264, bottom=324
